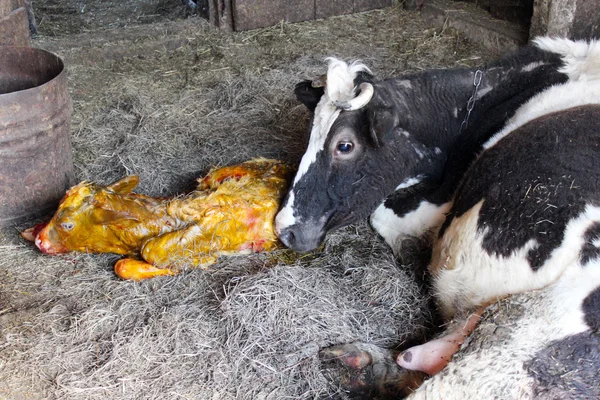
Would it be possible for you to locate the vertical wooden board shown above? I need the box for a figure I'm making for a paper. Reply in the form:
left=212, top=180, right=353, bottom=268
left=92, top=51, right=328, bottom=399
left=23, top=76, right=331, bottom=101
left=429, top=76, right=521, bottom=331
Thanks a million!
left=233, top=0, right=286, bottom=31
left=285, top=0, right=315, bottom=24
left=354, top=0, right=392, bottom=13
left=571, top=0, right=600, bottom=39
left=529, top=0, right=550, bottom=37
left=315, top=0, right=353, bottom=19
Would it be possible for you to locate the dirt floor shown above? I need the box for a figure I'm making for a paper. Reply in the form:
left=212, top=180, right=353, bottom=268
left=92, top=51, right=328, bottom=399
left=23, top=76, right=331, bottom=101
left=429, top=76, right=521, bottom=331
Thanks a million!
left=0, top=2, right=496, bottom=399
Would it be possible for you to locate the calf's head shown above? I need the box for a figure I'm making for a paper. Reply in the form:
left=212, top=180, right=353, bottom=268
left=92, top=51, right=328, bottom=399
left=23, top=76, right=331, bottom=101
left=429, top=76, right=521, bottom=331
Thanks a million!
left=34, top=175, right=142, bottom=255
left=276, top=59, right=439, bottom=252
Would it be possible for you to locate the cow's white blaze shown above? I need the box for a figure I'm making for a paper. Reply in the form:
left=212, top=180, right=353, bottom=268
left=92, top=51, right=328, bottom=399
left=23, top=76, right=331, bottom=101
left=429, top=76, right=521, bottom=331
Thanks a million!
left=276, top=58, right=371, bottom=231
left=275, top=191, right=295, bottom=232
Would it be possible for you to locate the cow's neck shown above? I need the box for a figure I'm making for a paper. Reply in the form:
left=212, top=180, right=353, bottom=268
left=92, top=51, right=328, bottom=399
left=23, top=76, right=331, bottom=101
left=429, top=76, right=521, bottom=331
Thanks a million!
left=405, top=47, right=566, bottom=185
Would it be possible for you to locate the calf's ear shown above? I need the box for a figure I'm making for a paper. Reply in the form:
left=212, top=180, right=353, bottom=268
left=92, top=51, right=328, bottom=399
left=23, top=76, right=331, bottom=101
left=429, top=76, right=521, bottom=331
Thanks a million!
left=107, top=175, right=140, bottom=194
left=367, top=105, right=400, bottom=147
left=91, top=208, right=138, bottom=225
left=294, top=80, right=325, bottom=112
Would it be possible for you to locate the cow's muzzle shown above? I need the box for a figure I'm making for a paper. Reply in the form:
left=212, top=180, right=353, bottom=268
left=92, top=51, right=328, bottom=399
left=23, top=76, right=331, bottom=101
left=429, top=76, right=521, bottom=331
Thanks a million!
left=277, top=223, right=325, bottom=253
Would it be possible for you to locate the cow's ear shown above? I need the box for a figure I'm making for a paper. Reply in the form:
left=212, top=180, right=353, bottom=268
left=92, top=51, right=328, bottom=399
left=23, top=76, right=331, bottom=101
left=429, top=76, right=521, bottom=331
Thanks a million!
left=294, top=80, right=325, bottom=113
left=367, top=105, right=399, bottom=147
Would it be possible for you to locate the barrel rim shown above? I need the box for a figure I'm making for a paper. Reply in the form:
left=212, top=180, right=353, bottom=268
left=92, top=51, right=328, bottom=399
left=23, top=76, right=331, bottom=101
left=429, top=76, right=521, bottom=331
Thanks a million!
left=0, top=45, right=65, bottom=96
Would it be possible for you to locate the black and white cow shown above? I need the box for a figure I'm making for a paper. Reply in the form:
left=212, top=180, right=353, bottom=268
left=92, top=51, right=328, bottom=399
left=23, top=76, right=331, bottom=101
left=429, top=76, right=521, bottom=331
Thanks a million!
left=276, top=37, right=600, bottom=398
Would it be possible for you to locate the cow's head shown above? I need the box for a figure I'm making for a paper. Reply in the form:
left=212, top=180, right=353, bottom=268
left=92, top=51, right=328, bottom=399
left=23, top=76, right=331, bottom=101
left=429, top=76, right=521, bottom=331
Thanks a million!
left=275, top=59, right=444, bottom=252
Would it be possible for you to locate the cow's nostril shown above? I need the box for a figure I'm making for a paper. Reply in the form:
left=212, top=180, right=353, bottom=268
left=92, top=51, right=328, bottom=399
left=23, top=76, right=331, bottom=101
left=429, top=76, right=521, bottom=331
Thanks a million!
left=278, top=229, right=295, bottom=248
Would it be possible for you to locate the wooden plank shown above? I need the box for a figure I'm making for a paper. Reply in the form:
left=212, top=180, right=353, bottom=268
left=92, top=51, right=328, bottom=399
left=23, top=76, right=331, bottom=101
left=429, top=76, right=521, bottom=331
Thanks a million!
left=209, top=0, right=391, bottom=31
left=315, top=0, right=353, bottom=19
left=234, top=0, right=285, bottom=31
left=354, top=0, right=392, bottom=13
left=285, top=0, right=314, bottom=24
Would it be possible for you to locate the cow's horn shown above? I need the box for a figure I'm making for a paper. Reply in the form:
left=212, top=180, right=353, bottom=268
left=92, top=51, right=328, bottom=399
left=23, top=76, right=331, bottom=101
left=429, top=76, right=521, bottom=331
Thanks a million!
left=333, top=82, right=374, bottom=111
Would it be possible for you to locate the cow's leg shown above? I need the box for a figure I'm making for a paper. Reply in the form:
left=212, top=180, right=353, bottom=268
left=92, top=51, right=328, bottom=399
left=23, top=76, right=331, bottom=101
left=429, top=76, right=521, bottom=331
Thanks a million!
left=396, top=309, right=483, bottom=375
left=320, top=342, right=427, bottom=399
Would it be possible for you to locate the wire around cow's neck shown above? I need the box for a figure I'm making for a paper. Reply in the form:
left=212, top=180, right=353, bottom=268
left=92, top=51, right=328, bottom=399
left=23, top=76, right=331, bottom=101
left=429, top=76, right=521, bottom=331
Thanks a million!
left=459, top=69, right=484, bottom=134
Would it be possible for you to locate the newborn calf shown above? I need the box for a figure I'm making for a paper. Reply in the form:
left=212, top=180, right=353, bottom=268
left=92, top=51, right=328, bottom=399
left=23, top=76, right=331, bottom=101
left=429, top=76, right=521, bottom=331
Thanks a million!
left=23, top=159, right=292, bottom=280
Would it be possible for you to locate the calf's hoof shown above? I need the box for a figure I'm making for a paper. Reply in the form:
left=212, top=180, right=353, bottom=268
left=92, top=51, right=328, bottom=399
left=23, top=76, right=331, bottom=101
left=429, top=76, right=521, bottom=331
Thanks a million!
left=320, top=342, right=427, bottom=399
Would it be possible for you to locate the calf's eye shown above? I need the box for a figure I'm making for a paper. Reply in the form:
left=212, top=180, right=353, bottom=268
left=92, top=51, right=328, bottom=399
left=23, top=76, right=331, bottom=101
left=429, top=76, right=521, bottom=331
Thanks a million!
left=336, top=141, right=354, bottom=155
left=61, top=222, right=74, bottom=231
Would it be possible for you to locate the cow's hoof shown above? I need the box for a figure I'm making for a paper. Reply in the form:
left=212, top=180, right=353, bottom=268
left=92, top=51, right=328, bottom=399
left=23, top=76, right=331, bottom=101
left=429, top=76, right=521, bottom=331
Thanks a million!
left=320, top=342, right=427, bottom=399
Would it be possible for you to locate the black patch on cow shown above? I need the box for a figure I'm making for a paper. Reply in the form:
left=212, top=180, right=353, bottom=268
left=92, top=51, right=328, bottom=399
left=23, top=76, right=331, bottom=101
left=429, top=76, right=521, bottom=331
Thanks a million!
left=525, top=330, right=600, bottom=400
left=583, top=286, right=600, bottom=331
left=581, top=223, right=600, bottom=266
left=444, top=105, right=600, bottom=271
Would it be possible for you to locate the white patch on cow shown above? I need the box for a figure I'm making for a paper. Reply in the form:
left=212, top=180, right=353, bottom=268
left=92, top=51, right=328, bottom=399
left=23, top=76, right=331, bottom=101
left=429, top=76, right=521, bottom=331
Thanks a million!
left=483, top=78, right=600, bottom=150
left=534, top=37, right=600, bottom=81
left=593, top=237, right=600, bottom=248
left=550, top=260, right=600, bottom=333
left=413, top=145, right=425, bottom=159
left=370, top=200, right=452, bottom=254
left=521, top=61, right=546, bottom=73
left=397, top=79, right=413, bottom=89
left=395, top=175, right=423, bottom=190
left=474, top=85, right=492, bottom=100
left=274, top=190, right=296, bottom=233
left=432, top=201, right=600, bottom=319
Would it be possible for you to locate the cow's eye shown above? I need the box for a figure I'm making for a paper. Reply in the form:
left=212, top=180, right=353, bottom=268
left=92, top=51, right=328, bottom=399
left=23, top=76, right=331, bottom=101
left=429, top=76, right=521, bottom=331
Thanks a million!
left=61, top=222, right=74, bottom=231
left=336, top=141, right=354, bottom=154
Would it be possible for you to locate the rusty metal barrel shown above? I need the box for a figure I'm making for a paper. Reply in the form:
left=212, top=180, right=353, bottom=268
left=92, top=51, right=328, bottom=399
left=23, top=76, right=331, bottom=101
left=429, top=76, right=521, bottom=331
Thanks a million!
left=0, top=46, right=74, bottom=226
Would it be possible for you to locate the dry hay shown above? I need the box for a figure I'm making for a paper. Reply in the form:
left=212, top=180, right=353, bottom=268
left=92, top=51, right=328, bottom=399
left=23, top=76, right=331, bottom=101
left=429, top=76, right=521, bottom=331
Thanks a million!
left=0, top=5, right=495, bottom=399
